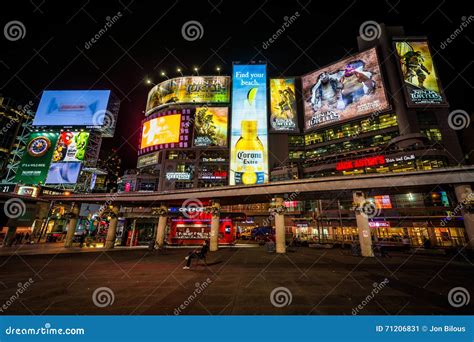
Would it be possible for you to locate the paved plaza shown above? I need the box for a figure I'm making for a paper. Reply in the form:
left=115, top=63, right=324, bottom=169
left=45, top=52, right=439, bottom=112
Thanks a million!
left=0, top=246, right=473, bottom=315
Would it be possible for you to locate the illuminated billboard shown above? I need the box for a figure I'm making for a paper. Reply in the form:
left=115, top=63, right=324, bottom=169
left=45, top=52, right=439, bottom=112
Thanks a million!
left=52, top=132, right=89, bottom=162
left=14, top=132, right=59, bottom=185
left=302, top=47, right=390, bottom=131
left=33, top=90, right=111, bottom=127
left=230, top=64, right=268, bottom=185
left=193, top=107, right=228, bottom=147
left=138, top=109, right=192, bottom=154
left=45, top=162, right=82, bottom=184
left=269, top=78, right=298, bottom=132
left=137, top=152, right=159, bottom=168
left=146, top=76, right=230, bottom=114
left=140, top=114, right=181, bottom=149
left=394, top=40, right=448, bottom=107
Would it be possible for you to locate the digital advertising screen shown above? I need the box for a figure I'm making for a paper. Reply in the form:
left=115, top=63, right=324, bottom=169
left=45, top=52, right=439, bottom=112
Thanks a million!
left=33, top=90, right=111, bottom=127
left=269, top=78, right=299, bottom=132
left=302, top=47, right=390, bottom=131
left=230, top=64, right=268, bottom=185
left=140, top=114, right=182, bottom=149
left=394, top=40, right=448, bottom=107
left=45, top=162, right=82, bottom=184
left=52, top=132, right=89, bottom=162
left=146, top=76, right=230, bottom=114
left=14, top=132, right=59, bottom=185
left=193, top=107, right=228, bottom=147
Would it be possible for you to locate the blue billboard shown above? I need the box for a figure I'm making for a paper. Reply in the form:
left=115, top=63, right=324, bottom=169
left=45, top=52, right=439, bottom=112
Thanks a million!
left=230, top=64, right=268, bottom=185
left=33, top=90, right=111, bottom=127
left=45, top=162, right=82, bottom=184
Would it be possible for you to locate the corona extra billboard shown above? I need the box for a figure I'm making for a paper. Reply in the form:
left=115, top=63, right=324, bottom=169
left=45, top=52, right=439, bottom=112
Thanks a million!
left=230, top=64, right=268, bottom=185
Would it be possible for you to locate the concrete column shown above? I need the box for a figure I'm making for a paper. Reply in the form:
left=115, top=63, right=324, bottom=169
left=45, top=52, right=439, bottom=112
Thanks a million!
left=274, top=196, right=286, bottom=254
left=3, top=227, right=17, bottom=247
left=105, top=206, right=120, bottom=249
left=454, top=184, right=474, bottom=249
left=155, top=206, right=168, bottom=247
left=64, top=204, right=79, bottom=248
left=353, top=191, right=374, bottom=257
left=209, top=201, right=220, bottom=252
left=427, top=226, right=438, bottom=247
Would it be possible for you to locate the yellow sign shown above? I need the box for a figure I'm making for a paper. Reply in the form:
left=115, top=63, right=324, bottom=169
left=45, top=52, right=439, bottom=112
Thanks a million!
left=140, top=114, right=181, bottom=149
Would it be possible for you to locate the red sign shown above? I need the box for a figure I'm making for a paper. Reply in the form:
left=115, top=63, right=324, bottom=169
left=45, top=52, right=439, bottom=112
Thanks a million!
left=336, top=155, right=386, bottom=171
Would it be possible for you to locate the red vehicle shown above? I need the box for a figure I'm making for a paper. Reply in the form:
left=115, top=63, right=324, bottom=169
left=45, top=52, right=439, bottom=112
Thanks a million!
left=168, top=212, right=235, bottom=246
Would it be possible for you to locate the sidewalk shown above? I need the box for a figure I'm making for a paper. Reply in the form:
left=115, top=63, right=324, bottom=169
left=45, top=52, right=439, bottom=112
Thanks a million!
left=0, top=242, right=258, bottom=256
left=0, top=242, right=148, bottom=256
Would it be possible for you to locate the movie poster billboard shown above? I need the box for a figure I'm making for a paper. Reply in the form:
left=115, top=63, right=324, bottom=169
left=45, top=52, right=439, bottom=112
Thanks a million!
left=230, top=64, right=268, bottom=185
left=302, top=47, right=390, bottom=131
left=45, top=162, right=82, bottom=184
left=33, top=90, right=111, bottom=127
left=52, top=132, right=89, bottom=162
left=269, top=78, right=298, bottom=132
left=394, top=40, right=448, bottom=107
left=146, top=76, right=230, bottom=114
left=193, top=107, right=228, bottom=147
left=14, top=132, right=59, bottom=185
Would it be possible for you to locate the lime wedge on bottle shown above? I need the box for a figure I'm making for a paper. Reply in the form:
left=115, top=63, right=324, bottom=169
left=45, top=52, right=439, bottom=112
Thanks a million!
left=247, top=87, right=258, bottom=105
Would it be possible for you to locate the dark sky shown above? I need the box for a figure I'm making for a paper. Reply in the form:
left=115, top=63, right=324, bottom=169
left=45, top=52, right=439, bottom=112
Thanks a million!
left=1, top=0, right=473, bottom=170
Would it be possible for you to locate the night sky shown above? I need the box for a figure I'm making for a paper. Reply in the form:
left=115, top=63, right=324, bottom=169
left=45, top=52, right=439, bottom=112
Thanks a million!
left=1, top=0, right=473, bottom=170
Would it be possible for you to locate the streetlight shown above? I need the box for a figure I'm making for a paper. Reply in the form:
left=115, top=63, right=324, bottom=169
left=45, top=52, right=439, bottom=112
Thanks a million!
left=161, top=71, right=169, bottom=79
left=193, top=67, right=199, bottom=76
left=216, top=66, right=221, bottom=75
left=146, top=79, right=153, bottom=85
left=177, top=68, right=183, bottom=76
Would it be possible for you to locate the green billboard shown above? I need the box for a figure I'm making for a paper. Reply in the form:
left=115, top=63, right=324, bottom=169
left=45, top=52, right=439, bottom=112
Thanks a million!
left=14, top=132, right=59, bottom=185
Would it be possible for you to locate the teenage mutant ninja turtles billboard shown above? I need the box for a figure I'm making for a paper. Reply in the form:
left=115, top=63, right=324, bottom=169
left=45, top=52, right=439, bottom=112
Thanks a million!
left=394, top=40, right=448, bottom=107
left=302, top=47, right=390, bottom=131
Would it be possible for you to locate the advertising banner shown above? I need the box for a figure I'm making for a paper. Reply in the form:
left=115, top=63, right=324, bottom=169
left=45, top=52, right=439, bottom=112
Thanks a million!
left=394, top=40, right=448, bottom=107
left=140, top=114, right=182, bottom=149
left=269, top=78, right=298, bottom=132
left=33, top=90, right=111, bottom=127
left=230, top=64, right=268, bottom=185
left=146, top=76, right=230, bottom=114
left=45, top=162, right=82, bottom=184
left=302, top=47, right=390, bottom=131
left=137, top=152, right=159, bottom=168
left=193, top=107, right=228, bottom=147
left=14, top=132, right=59, bottom=185
left=52, top=132, right=89, bottom=162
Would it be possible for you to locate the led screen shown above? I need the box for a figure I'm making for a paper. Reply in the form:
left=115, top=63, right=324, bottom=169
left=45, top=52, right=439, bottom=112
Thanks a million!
left=45, top=162, right=82, bottom=184
left=269, top=78, right=298, bottom=132
left=394, top=40, right=448, bottom=107
left=193, top=107, right=228, bottom=147
left=140, top=114, right=182, bottom=149
left=302, top=48, right=390, bottom=131
left=230, top=64, right=268, bottom=185
left=52, top=132, right=89, bottom=162
left=33, top=90, right=111, bottom=127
